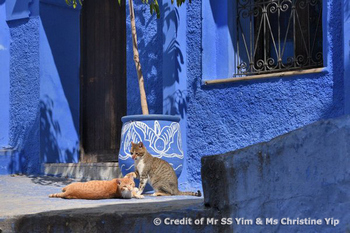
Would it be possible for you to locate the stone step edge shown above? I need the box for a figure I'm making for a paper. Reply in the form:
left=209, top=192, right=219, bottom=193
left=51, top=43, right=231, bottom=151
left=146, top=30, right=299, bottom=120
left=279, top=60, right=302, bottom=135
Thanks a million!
left=43, top=163, right=122, bottom=180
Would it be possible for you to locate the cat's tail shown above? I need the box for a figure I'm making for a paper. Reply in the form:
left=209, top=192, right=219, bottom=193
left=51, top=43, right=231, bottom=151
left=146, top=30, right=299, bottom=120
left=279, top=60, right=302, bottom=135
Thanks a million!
left=49, top=192, right=65, bottom=198
left=176, top=190, right=201, bottom=197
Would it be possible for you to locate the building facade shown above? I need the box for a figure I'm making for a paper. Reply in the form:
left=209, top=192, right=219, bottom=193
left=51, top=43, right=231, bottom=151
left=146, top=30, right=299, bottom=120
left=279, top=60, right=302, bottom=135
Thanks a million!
left=0, top=0, right=349, bottom=190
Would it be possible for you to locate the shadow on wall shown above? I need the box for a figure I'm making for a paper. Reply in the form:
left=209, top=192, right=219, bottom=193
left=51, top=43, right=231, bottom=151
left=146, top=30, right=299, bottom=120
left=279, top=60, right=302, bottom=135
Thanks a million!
left=162, top=2, right=187, bottom=117
left=40, top=2, right=80, bottom=132
left=127, top=3, right=163, bottom=114
left=127, top=2, right=187, bottom=116
left=9, top=110, right=40, bottom=174
left=346, top=0, right=350, bottom=20
left=40, top=95, right=77, bottom=163
left=163, top=3, right=184, bottom=86
left=164, top=89, right=188, bottom=118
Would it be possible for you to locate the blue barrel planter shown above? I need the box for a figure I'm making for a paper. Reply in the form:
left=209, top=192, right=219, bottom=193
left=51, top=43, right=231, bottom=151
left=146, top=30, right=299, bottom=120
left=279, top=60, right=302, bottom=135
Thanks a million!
left=118, top=114, right=184, bottom=179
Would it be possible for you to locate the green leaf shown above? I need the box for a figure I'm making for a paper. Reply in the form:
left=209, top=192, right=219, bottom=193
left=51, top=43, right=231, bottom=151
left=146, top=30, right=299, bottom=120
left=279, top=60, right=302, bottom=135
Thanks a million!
left=64, top=0, right=190, bottom=18
left=150, top=3, right=154, bottom=15
left=65, top=0, right=83, bottom=8
left=154, top=0, right=160, bottom=18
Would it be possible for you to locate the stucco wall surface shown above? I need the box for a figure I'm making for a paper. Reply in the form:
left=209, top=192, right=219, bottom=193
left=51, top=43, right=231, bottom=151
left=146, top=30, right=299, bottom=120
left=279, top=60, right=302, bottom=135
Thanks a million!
left=186, top=0, right=345, bottom=187
left=0, top=0, right=81, bottom=174
left=202, top=115, right=350, bottom=232
left=8, top=17, right=41, bottom=174
left=344, top=0, right=350, bottom=114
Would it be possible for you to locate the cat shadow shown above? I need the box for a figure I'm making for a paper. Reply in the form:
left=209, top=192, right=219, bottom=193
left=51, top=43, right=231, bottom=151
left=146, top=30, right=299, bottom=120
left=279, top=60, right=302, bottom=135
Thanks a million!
left=28, top=175, right=74, bottom=187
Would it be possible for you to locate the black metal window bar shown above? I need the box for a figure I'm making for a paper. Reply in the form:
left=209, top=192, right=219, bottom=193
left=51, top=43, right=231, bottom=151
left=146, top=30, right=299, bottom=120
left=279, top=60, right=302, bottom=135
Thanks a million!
left=235, top=0, right=323, bottom=77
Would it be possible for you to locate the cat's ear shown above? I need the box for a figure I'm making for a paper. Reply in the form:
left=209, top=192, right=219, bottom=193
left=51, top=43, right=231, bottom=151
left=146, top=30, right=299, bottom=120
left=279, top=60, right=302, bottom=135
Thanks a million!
left=131, top=142, right=134, bottom=146
left=125, top=172, right=136, bottom=179
left=139, top=142, right=144, bottom=148
left=116, top=179, right=121, bottom=185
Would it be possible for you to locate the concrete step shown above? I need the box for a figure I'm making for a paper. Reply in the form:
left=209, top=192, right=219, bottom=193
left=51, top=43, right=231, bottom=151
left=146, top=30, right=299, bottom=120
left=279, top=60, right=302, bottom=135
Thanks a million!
left=0, top=175, right=226, bottom=233
left=43, top=163, right=122, bottom=180
left=1, top=198, right=226, bottom=233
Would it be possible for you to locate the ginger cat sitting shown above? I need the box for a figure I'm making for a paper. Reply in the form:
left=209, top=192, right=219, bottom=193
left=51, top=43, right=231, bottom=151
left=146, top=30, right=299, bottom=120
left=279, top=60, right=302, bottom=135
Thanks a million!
left=49, top=172, right=143, bottom=199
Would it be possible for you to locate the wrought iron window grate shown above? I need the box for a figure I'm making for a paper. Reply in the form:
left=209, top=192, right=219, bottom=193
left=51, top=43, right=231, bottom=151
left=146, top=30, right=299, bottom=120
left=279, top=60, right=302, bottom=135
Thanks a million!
left=235, top=0, right=323, bottom=77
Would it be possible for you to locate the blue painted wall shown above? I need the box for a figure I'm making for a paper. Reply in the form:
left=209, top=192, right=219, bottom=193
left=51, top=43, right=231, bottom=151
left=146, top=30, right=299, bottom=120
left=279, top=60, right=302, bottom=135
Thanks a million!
left=126, top=0, right=163, bottom=115
left=39, top=0, right=80, bottom=163
left=0, top=0, right=80, bottom=174
left=345, top=0, right=350, bottom=114
left=0, top=2, right=10, bottom=149
left=8, top=15, right=41, bottom=174
left=185, top=0, right=345, bottom=188
left=202, top=0, right=235, bottom=81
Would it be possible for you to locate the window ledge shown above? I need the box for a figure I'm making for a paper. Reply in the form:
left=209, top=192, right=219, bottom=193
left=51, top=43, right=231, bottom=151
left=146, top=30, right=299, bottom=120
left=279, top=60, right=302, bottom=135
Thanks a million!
left=203, top=67, right=327, bottom=85
left=0, top=148, right=16, bottom=156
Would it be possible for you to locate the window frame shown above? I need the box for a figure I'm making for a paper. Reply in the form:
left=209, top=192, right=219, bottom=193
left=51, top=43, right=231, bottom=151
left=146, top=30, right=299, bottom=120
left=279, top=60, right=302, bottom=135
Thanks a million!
left=202, top=0, right=328, bottom=85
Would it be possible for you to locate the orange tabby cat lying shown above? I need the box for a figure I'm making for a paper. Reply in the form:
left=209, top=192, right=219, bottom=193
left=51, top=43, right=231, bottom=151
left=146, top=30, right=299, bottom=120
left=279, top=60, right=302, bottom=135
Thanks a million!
left=49, top=173, right=144, bottom=199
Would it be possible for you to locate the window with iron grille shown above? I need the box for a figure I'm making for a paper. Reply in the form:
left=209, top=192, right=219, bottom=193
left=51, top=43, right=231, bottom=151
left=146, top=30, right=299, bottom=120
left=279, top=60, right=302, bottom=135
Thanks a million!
left=235, top=0, right=323, bottom=77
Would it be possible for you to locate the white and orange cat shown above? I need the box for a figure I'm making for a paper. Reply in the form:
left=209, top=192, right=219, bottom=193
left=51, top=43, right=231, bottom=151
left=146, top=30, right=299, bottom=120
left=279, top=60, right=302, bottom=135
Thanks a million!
left=49, top=173, right=143, bottom=199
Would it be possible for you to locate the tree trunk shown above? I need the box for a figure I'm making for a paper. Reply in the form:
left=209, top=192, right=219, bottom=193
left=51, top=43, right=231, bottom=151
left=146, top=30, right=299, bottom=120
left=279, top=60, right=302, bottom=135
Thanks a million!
left=129, top=0, right=149, bottom=115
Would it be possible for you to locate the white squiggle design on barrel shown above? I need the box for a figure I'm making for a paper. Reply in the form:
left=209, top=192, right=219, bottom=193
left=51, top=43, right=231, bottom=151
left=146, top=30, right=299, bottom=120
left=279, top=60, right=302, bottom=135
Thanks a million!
left=169, top=163, right=183, bottom=171
left=120, top=162, right=182, bottom=172
left=119, top=120, right=184, bottom=161
left=120, top=163, right=135, bottom=171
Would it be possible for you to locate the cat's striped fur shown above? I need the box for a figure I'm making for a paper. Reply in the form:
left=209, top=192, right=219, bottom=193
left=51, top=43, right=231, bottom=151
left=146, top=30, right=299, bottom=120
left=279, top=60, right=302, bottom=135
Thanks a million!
left=131, top=141, right=201, bottom=197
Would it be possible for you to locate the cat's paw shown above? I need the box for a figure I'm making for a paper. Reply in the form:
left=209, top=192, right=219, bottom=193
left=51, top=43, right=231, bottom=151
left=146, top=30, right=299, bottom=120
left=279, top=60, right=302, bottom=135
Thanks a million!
left=136, top=191, right=143, bottom=196
left=134, top=194, right=144, bottom=199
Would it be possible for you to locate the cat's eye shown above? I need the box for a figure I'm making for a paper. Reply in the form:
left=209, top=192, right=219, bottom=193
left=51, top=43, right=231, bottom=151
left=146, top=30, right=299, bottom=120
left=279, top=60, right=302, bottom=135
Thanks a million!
left=130, top=152, right=133, bottom=155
